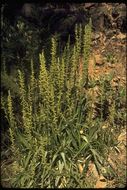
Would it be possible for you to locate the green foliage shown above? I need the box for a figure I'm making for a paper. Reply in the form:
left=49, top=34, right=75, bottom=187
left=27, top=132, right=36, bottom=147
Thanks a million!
left=105, top=52, right=116, bottom=64
left=1, top=8, right=41, bottom=80
left=83, top=19, right=92, bottom=88
left=1, top=73, right=20, bottom=97
left=1, top=21, right=126, bottom=188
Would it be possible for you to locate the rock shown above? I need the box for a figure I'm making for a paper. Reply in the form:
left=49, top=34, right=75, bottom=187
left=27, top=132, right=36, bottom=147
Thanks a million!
left=108, top=63, right=115, bottom=68
left=112, top=9, right=120, bottom=19
left=94, top=54, right=104, bottom=66
left=102, top=125, right=108, bottom=129
left=112, top=77, right=120, bottom=82
left=86, top=162, right=99, bottom=178
left=92, top=32, right=100, bottom=40
left=106, top=30, right=114, bottom=39
left=116, top=32, right=126, bottom=40
left=111, top=36, right=117, bottom=40
left=112, top=22, right=117, bottom=29
left=78, top=163, right=83, bottom=174
left=104, top=14, right=113, bottom=29
left=84, top=3, right=95, bottom=9
left=121, top=77, right=125, bottom=81
left=89, top=3, right=126, bottom=33
left=118, top=132, right=126, bottom=142
left=116, top=16, right=126, bottom=33
left=95, top=176, right=107, bottom=188
left=111, top=81, right=119, bottom=88
left=21, top=3, right=35, bottom=18
left=112, top=4, right=126, bottom=25
left=92, top=13, right=105, bottom=32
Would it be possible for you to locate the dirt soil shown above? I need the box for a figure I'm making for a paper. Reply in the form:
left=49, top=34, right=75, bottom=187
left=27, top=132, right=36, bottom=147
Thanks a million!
left=86, top=30, right=126, bottom=188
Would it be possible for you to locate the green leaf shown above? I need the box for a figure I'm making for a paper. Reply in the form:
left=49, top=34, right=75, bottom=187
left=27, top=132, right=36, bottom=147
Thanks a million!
left=24, top=151, right=32, bottom=169
left=58, top=160, right=64, bottom=173
left=73, top=141, right=88, bottom=159
left=60, top=152, right=66, bottom=166
left=27, top=180, right=34, bottom=188
left=88, top=125, right=99, bottom=140
left=81, top=135, right=89, bottom=143
left=90, top=148, right=103, bottom=165
left=82, top=155, right=92, bottom=176
left=66, top=128, right=78, bottom=150
left=52, top=154, right=58, bottom=165
left=17, top=132, right=31, bottom=150
left=55, top=175, right=61, bottom=187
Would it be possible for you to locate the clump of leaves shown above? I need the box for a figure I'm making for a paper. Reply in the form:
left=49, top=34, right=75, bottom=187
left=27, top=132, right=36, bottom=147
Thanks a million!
left=1, top=20, right=126, bottom=188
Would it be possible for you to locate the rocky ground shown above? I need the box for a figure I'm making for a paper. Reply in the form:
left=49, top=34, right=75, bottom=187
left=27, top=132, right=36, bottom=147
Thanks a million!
left=85, top=5, right=126, bottom=186
left=77, top=4, right=126, bottom=187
